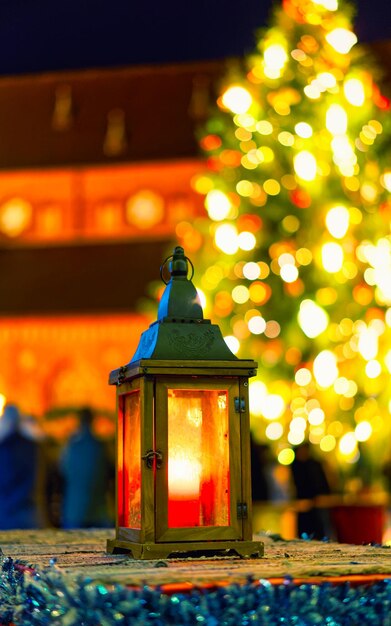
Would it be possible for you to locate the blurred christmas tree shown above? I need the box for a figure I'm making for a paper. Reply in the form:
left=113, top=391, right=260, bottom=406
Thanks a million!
left=179, top=0, right=391, bottom=487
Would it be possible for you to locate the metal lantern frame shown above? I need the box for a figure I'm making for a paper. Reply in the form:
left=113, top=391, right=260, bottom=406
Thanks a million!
left=107, top=246, right=263, bottom=559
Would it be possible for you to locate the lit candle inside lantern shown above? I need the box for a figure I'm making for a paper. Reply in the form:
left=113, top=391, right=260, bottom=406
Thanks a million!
left=168, top=454, right=201, bottom=527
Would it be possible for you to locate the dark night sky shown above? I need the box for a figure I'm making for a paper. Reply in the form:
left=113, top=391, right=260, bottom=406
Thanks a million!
left=0, top=0, right=390, bottom=76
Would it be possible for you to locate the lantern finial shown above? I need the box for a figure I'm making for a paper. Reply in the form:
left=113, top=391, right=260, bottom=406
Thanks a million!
left=166, top=245, right=188, bottom=276
left=157, top=246, right=203, bottom=322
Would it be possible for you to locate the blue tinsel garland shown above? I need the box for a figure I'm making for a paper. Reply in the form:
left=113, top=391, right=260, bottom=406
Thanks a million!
left=1, top=556, right=391, bottom=625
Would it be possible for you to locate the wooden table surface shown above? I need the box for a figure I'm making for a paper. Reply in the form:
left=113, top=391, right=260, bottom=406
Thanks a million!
left=1, top=529, right=391, bottom=589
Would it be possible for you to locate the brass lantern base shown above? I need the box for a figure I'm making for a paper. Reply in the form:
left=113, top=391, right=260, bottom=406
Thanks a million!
left=107, top=538, right=264, bottom=560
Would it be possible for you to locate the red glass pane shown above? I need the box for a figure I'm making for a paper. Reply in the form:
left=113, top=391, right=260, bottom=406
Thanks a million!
left=167, top=388, right=230, bottom=528
left=119, top=391, right=141, bottom=528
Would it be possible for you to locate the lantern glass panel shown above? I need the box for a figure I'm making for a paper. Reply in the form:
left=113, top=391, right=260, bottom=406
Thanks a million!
left=167, top=388, right=230, bottom=528
left=120, top=391, right=141, bottom=529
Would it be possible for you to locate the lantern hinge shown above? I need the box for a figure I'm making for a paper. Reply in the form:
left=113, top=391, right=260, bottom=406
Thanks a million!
left=141, top=449, right=163, bottom=469
left=117, top=365, right=127, bottom=385
left=234, top=397, right=246, bottom=413
left=237, top=502, right=248, bottom=519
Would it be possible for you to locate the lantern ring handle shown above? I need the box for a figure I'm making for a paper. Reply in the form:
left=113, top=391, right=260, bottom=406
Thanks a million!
left=160, top=254, right=194, bottom=285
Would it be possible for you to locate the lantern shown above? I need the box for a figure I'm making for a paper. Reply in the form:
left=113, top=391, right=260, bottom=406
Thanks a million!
left=107, top=246, right=263, bottom=559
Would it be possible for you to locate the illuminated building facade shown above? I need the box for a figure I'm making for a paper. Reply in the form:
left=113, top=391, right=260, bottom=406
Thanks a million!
left=0, top=62, right=222, bottom=427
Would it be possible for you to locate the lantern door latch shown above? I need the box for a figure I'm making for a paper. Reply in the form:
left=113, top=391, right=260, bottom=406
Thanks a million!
left=141, top=449, right=163, bottom=469
left=234, top=397, right=246, bottom=413
left=237, top=502, right=248, bottom=519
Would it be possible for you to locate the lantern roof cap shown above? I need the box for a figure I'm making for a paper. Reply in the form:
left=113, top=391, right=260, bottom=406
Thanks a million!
left=110, top=245, right=257, bottom=377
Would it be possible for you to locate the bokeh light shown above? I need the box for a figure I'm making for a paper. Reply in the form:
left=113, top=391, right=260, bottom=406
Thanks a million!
left=221, top=86, right=252, bottom=114
left=325, top=28, right=357, bottom=54
left=298, top=300, right=329, bottom=338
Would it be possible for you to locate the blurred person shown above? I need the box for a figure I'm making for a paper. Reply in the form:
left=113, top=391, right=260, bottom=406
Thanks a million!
left=60, top=407, right=114, bottom=528
left=43, top=435, right=64, bottom=528
left=251, top=439, right=289, bottom=502
left=0, top=404, right=42, bottom=529
left=290, top=442, right=333, bottom=540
